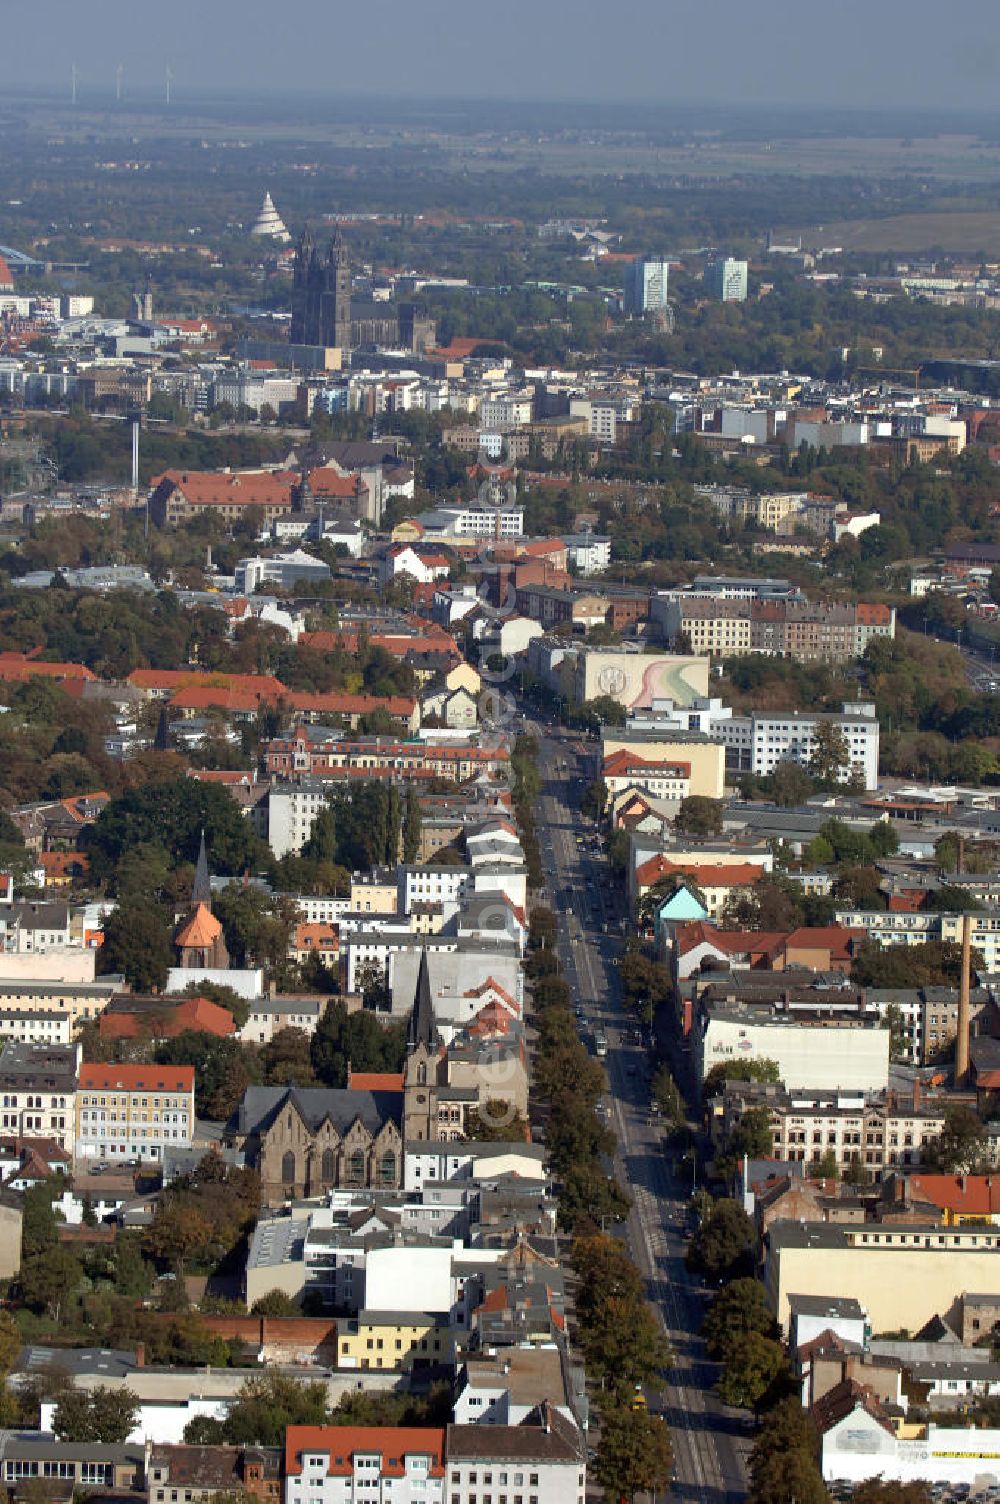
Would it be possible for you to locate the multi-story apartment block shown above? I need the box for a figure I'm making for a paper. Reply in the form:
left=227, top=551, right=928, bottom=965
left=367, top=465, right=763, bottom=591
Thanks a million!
left=0, top=1041, right=79, bottom=1153
left=712, top=1081, right=947, bottom=1176
left=284, top=1426, right=446, bottom=1504
left=717, top=702, right=881, bottom=790
left=705, top=257, right=749, bottom=302
left=623, top=256, right=670, bottom=315
left=149, top=1445, right=281, bottom=1504
left=75, top=1063, right=195, bottom=1162
left=654, top=593, right=895, bottom=664
left=834, top=910, right=1000, bottom=973
left=0, top=902, right=72, bottom=953
left=446, top=1410, right=587, bottom=1504
left=263, top=733, right=509, bottom=785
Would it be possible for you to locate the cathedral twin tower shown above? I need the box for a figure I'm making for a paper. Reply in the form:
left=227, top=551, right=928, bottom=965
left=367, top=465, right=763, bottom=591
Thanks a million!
left=289, top=227, right=352, bottom=350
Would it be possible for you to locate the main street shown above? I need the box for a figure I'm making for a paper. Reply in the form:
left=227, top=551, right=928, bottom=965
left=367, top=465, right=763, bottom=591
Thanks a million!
left=526, top=715, right=749, bottom=1504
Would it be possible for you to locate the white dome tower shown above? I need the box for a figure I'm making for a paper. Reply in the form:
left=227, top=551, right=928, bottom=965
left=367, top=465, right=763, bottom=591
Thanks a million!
left=250, top=191, right=290, bottom=243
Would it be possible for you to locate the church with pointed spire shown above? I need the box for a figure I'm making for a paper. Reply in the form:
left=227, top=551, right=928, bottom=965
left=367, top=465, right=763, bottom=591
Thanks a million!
left=174, top=832, right=229, bottom=971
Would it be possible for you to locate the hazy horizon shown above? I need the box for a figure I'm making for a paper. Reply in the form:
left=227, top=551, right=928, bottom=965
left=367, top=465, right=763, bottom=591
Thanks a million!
left=1, top=0, right=999, bottom=113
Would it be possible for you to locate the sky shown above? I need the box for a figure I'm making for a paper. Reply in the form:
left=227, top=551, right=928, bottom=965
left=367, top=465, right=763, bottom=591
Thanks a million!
left=1, top=0, right=999, bottom=112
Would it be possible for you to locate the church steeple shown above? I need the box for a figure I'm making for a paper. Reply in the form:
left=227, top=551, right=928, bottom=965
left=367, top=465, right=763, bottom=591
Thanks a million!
left=408, top=948, right=437, bottom=1052
left=192, top=829, right=212, bottom=907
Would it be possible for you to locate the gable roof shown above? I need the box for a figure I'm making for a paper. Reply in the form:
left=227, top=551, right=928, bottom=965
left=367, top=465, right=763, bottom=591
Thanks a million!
left=236, top=1085, right=402, bottom=1139
left=285, top=1427, right=445, bottom=1479
left=812, top=1378, right=894, bottom=1438
left=175, top=902, right=223, bottom=948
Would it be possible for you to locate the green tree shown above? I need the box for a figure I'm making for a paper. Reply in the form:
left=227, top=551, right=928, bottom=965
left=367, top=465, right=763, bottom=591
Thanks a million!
left=651, top=1065, right=685, bottom=1127
left=221, top=1373, right=329, bottom=1445
left=99, top=899, right=173, bottom=992
left=53, top=1385, right=140, bottom=1443
left=21, top=1181, right=62, bottom=1259
left=402, top=786, right=422, bottom=863
left=809, top=721, right=850, bottom=783
left=716, top=1331, right=790, bottom=1410
left=86, top=779, right=264, bottom=884
left=675, top=795, right=724, bottom=837
left=748, top=1399, right=827, bottom=1504
left=703, top=1058, right=781, bottom=1099
left=924, top=1104, right=988, bottom=1173
left=592, top=1405, right=673, bottom=1504
left=686, top=1198, right=754, bottom=1284
left=20, top=1245, right=82, bottom=1321
left=250, top=1289, right=301, bottom=1316
left=769, top=761, right=815, bottom=808
left=156, top=1032, right=260, bottom=1119
left=702, top=1278, right=778, bottom=1360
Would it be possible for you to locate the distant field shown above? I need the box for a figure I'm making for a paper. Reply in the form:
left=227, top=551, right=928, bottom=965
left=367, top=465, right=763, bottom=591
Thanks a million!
left=778, top=210, right=1000, bottom=254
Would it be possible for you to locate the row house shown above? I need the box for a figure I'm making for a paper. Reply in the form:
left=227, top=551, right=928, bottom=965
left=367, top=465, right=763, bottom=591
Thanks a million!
left=0, top=1041, right=79, bottom=1153
left=263, top=731, right=509, bottom=784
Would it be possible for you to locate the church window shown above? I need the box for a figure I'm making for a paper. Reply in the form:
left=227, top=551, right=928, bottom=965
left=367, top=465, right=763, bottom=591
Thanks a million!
left=321, top=1147, right=335, bottom=1184
left=379, top=1152, right=396, bottom=1185
left=281, top=1150, right=296, bottom=1187
left=347, top=1149, right=365, bottom=1185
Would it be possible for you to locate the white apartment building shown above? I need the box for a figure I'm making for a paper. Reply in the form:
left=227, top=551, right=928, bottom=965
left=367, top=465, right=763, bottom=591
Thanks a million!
left=265, top=782, right=330, bottom=859
left=0, top=1010, right=74, bottom=1046
left=398, top=865, right=471, bottom=915
left=478, top=395, right=534, bottom=430
left=285, top=1426, right=446, bottom=1504
left=446, top=1414, right=586, bottom=1504
left=718, top=703, right=880, bottom=790
left=0, top=1041, right=80, bottom=1153
left=75, top=1063, right=194, bottom=1162
left=561, top=534, right=611, bottom=575
left=834, top=910, right=1000, bottom=972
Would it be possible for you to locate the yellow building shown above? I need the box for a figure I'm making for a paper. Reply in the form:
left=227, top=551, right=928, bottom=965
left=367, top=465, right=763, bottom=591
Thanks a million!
left=336, top=1312, right=455, bottom=1372
left=349, top=873, right=398, bottom=915
left=766, top=1219, right=1000, bottom=1335
left=602, top=735, right=726, bottom=800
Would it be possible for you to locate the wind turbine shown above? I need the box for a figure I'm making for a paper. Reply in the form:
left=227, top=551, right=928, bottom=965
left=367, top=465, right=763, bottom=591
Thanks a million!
left=116, top=63, right=124, bottom=102
left=165, top=63, right=173, bottom=106
left=70, top=62, right=78, bottom=106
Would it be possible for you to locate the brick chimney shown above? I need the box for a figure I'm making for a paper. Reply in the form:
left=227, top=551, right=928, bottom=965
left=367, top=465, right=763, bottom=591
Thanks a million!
left=134, top=1341, right=145, bottom=1368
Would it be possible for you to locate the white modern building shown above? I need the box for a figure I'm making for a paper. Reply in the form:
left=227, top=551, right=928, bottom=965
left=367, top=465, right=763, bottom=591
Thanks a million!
left=717, top=702, right=881, bottom=790
left=235, top=550, right=332, bottom=595
left=705, top=257, right=749, bottom=302
left=697, top=1002, right=890, bottom=1093
left=561, top=534, right=611, bottom=576
left=623, top=257, right=670, bottom=315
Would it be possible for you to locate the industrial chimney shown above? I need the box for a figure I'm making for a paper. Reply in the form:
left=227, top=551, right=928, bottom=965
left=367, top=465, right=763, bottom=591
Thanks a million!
left=956, top=912, right=972, bottom=1087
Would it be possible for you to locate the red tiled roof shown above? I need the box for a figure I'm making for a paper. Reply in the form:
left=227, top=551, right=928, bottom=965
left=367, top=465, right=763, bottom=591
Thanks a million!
left=99, top=996, right=235, bottom=1041
left=905, top=1174, right=1000, bottom=1217
left=284, top=1428, right=445, bottom=1479
left=0, top=651, right=95, bottom=683
left=152, top=469, right=295, bottom=508
left=79, top=1064, right=195, bottom=1092
left=856, top=603, right=892, bottom=625
left=347, top=1072, right=404, bottom=1094
left=636, top=856, right=760, bottom=889
left=307, top=467, right=366, bottom=498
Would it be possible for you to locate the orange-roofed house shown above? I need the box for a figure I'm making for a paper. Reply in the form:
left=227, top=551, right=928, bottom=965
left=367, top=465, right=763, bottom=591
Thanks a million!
left=128, top=668, right=286, bottom=702
left=0, top=651, right=96, bottom=686
left=290, top=923, right=340, bottom=966
left=98, top=995, right=236, bottom=1043
left=284, top=1427, right=445, bottom=1502
left=635, top=854, right=767, bottom=919
left=75, top=1063, right=195, bottom=1163
left=902, top=1173, right=1000, bottom=1225
left=149, top=469, right=295, bottom=529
